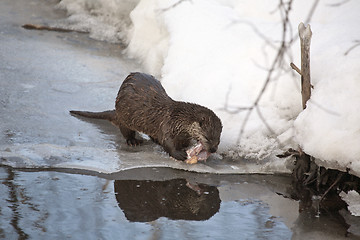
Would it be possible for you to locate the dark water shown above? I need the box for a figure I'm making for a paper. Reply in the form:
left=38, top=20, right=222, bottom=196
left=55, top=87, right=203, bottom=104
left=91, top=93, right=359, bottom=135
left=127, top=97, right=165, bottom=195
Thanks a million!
left=0, top=166, right=291, bottom=239
left=1, top=166, right=359, bottom=240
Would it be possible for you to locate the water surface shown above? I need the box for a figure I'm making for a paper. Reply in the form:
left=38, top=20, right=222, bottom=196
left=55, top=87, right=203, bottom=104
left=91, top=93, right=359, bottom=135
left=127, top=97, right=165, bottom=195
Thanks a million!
left=1, top=166, right=359, bottom=239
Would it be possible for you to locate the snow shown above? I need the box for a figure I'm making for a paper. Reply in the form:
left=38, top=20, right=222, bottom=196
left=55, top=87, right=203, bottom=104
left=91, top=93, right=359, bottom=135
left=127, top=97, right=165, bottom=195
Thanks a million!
left=340, top=191, right=360, bottom=217
left=56, top=0, right=137, bottom=43
left=52, top=0, right=360, bottom=175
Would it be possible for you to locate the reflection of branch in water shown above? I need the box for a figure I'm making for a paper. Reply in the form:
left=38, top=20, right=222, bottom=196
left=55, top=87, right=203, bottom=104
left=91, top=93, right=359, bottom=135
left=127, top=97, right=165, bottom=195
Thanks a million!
left=3, top=168, right=29, bottom=239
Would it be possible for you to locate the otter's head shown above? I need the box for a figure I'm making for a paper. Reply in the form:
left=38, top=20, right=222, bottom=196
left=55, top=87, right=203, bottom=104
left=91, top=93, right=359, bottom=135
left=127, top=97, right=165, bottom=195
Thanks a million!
left=190, top=108, right=222, bottom=154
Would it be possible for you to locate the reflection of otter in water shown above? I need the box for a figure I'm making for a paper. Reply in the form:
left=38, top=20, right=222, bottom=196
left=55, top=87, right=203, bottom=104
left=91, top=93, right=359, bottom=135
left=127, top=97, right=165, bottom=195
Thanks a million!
left=114, top=179, right=221, bottom=222
left=70, top=72, right=222, bottom=161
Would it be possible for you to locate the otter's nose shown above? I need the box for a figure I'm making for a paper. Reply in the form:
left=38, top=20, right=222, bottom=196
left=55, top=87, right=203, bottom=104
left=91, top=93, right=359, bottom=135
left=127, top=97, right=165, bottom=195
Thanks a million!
left=209, top=147, right=217, bottom=153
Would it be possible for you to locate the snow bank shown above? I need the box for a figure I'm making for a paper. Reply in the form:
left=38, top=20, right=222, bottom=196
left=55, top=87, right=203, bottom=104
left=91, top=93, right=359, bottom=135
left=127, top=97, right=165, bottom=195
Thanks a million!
left=56, top=0, right=138, bottom=43
left=58, top=0, right=360, bottom=175
left=294, top=1, right=360, bottom=175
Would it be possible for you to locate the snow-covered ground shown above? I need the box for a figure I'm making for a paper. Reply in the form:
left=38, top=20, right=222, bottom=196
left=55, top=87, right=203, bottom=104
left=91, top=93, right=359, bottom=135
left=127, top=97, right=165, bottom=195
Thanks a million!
left=56, top=0, right=360, bottom=176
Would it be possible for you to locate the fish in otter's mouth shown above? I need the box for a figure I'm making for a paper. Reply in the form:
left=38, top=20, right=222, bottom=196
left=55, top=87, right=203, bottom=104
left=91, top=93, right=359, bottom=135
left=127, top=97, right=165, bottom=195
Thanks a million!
left=185, top=143, right=211, bottom=164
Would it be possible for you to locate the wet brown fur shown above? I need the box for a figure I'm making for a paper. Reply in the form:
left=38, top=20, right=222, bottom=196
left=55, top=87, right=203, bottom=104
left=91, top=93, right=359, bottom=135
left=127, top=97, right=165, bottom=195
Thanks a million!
left=70, top=72, right=222, bottom=160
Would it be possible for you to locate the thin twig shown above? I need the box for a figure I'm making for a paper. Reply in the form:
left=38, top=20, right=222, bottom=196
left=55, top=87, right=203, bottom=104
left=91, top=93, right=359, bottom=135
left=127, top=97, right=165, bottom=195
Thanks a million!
left=22, top=24, right=87, bottom=33
left=236, top=0, right=293, bottom=144
left=309, top=100, right=341, bottom=116
left=304, top=0, right=320, bottom=24
left=290, top=62, right=301, bottom=75
left=220, top=107, right=253, bottom=114
left=230, top=20, right=277, bottom=50
left=320, top=172, right=343, bottom=202
left=224, top=0, right=319, bottom=145
left=221, top=84, right=253, bottom=114
left=344, top=40, right=360, bottom=56
left=289, top=0, right=320, bottom=44
left=237, top=105, right=254, bottom=145
left=160, top=0, right=191, bottom=12
left=327, top=0, right=350, bottom=7
left=255, top=105, right=277, bottom=137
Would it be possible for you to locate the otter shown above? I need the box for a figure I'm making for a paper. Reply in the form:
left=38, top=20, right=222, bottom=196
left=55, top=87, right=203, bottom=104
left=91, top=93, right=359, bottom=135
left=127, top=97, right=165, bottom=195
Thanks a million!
left=70, top=72, right=222, bottom=161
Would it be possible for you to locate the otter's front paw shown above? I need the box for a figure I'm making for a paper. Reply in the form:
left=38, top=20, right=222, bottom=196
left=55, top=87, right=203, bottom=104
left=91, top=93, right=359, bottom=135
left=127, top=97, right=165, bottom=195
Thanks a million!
left=126, top=138, right=143, bottom=146
left=171, top=150, right=188, bottom=161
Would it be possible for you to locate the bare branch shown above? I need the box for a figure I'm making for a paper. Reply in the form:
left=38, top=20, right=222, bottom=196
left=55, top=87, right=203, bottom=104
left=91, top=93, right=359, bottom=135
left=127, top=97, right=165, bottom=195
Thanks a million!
left=160, top=0, right=191, bottom=12
left=344, top=40, right=360, bottom=56
left=289, top=0, right=319, bottom=44
left=236, top=105, right=254, bottom=145
left=221, top=84, right=253, bottom=114
left=319, top=172, right=343, bottom=202
left=255, top=105, right=277, bottom=138
left=304, top=0, right=320, bottom=24
left=230, top=20, right=277, bottom=50
left=290, top=62, right=301, bottom=75
left=22, top=24, right=87, bottom=33
left=309, top=100, right=341, bottom=116
left=223, top=1, right=320, bottom=145
left=235, top=0, right=293, bottom=144
left=222, top=107, right=253, bottom=115
left=327, top=0, right=351, bottom=7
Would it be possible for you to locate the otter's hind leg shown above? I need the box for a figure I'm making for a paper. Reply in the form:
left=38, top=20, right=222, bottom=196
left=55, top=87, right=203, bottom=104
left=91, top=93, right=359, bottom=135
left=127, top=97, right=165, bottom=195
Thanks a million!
left=119, top=125, right=143, bottom=146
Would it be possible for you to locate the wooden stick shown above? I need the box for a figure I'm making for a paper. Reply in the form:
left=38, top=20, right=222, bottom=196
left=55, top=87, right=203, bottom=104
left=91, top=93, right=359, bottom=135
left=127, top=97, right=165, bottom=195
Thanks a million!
left=289, top=23, right=314, bottom=184
left=298, top=22, right=312, bottom=109
left=22, top=24, right=87, bottom=34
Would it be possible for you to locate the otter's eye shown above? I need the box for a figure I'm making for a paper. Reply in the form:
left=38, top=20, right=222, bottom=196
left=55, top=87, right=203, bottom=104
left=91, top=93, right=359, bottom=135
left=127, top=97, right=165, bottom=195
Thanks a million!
left=199, top=117, right=206, bottom=127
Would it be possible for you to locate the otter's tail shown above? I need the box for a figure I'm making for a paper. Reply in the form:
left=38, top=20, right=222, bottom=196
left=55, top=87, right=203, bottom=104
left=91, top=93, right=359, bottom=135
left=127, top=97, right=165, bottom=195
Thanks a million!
left=70, top=110, right=116, bottom=121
